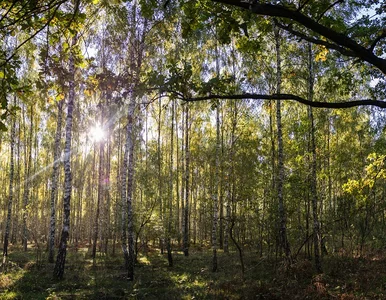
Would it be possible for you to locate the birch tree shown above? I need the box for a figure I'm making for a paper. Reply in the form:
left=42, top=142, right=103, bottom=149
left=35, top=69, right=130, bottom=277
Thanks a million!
left=53, top=35, right=78, bottom=279
left=2, top=97, right=16, bottom=270
left=274, top=25, right=291, bottom=261
left=48, top=99, right=64, bottom=263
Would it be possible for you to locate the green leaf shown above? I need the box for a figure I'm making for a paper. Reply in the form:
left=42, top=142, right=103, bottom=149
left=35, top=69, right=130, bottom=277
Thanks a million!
left=0, top=71, right=4, bottom=79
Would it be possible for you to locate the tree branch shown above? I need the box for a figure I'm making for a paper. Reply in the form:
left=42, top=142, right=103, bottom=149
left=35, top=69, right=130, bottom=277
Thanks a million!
left=0, top=0, right=19, bottom=26
left=0, top=0, right=66, bottom=30
left=212, top=1, right=386, bottom=74
left=0, top=1, right=64, bottom=69
left=316, top=0, right=344, bottom=23
left=369, top=31, right=386, bottom=52
left=274, top=21, right=357, bottom=57
left=182, top=93, right=386, bottom=109
left=297, top=0, right=311, bottom=12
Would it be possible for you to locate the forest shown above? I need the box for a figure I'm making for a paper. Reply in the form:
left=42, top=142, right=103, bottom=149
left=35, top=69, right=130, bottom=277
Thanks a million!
left=1, top=0, right=386, bottom=299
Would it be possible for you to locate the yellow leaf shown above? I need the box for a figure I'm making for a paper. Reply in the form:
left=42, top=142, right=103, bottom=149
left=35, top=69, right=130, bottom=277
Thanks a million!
left=315, top=46, right=329, bottom=62
left=56, top=93, right=65, bottom=101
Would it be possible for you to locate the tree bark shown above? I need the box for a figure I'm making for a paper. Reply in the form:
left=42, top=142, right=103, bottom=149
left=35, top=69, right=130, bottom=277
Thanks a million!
left=92, top=131, right=104, bottom=262
left=22, top=106, right=33, bottom=252
left=158, top=97, right=164, bottom=254
left=212, top=103, right=220, bottom=272
left=48, top=99, right=63, bottom=263
left=53, top=35, right=77, bottom=279
left=126, top=96, right=136, bottom=280
left=11, top=115, right=20, bottom=245
left=308, top=42, right=322, bottom=273
left=274, top=25, right=291, bottom=262
left=167, top=99, right=175, bottom=267
left=2, top=96, right=16, bottom=270
left=183, top=104, right=190, bottom=257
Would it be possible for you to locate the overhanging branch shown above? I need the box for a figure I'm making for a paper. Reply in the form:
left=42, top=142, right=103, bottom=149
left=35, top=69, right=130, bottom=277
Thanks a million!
left=182, top=93, right=386, bottom=109
left=212, top=1, right=386, bottom=74
left=370, top=32, right=386, bottom=52
left=316, top=0, right=344, bottom=23
left=274, top=21, right=357, bottom=58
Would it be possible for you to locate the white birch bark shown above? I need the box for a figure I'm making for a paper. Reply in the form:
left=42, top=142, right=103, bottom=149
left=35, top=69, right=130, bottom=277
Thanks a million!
left=48, top=99, right=63, bottom=263
left=53, top=35, right=77, bottom=279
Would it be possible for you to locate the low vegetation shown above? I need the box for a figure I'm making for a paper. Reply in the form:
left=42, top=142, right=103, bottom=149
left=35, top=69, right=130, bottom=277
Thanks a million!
left=1, top=245, right=386, bottom=299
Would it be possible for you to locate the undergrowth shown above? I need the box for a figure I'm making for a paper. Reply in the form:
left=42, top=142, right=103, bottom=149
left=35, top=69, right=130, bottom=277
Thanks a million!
left=1, top=245, right=386, bottom=299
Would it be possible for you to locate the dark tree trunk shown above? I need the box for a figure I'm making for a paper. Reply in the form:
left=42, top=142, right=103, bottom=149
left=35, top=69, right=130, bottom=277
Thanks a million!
left=274, top=25, right=291, bottom=262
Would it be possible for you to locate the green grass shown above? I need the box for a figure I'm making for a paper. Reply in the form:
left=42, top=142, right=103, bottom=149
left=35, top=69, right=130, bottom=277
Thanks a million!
left=1, top=245, right=386, bottom=299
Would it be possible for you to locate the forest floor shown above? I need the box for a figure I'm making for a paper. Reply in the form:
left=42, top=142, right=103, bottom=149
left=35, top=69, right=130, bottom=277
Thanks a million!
left=1, top=244, right=386, bottom=299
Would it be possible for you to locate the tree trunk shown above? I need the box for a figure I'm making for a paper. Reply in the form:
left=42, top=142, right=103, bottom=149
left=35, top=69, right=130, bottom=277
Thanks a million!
left=11, top=116, right=21, bottom=245
left=212, top=103, right=220, bottom=272
left=308, top=42, right=322, bottom=273
left=92, top=133, right=104, bottom=262
left=158, top=97, right=164, bottom=254
left=2, top=96, right=16, bottom=270
left=167, top=99, right=175, bottom=267
left=126, top=96, right=136, bottom=280
left=22, top=106, right=33, bottom=252
left=48, top=99, right=63, bottom=263
left=274, top=25, right=291, bottom=262
left=53, top=35, right=77, bottom=279
left=183, top=104, right=190, bottom=257
left=103, top=130, right=111, bottom=254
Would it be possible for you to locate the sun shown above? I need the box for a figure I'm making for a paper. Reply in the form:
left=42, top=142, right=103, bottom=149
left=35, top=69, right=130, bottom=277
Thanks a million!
left=89, top=123, right=105, bottom=142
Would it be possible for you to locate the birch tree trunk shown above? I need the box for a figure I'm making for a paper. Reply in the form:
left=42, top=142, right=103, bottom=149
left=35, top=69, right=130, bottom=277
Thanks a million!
left=183, top=104, right=190, bottom=257
left=48, top=99, right=63, bottom=263
left=11, top=117, right=21, bottom=245
left=212, top=103, right=220, bottom=272
left=92, top=129, right=104, bottom=262
left=308, top=42, right=322, bottom=273
left=2, top=96, right=16, bottom=269
left=180, top=107, right=185, bottom=247
left=126, top=96, right=136, bottom=280
left=274, top=25, right=291, bottom=262
left=158, top=97, right=164, bottom=253
left=167, top=99, right=175, bottom=267
left=224, top=101, right=237, bottom=254
left=53, top=35, right=77, bottom=279
left=103, top=128, right=111, bottom=254
left=22, top=106, right=33, bottom=252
